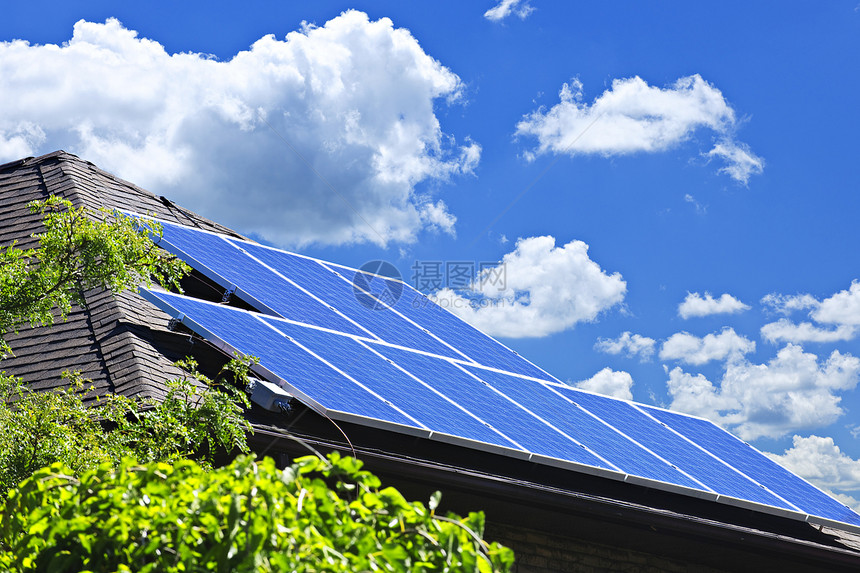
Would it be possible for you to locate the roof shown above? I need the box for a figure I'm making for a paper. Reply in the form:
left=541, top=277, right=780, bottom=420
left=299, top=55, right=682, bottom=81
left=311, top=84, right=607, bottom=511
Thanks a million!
left=2, top=150, right=860, bottom=572
left=0, top=150, right=242, bottom=401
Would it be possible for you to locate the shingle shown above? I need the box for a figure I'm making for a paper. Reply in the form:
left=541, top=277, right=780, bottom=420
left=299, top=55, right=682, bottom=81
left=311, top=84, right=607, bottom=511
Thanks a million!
left=1, top=150, right=238, bottom=402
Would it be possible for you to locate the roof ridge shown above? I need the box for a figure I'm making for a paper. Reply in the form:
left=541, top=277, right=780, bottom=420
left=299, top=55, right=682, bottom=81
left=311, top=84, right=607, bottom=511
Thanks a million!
left=0, top=150, right=81, bottom=174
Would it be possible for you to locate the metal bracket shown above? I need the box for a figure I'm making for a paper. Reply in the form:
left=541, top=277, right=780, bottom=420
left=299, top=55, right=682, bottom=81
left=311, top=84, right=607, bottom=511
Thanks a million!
left=167, top=313, right=185, bottom=331
left=222, top=285, right=237, bottom=304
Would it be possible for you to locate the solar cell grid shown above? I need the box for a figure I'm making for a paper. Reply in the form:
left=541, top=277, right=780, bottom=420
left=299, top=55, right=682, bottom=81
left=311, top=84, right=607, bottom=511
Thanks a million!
left=371, top=344, right=614, bottom=469
left=155, top=221, right=370, bottom=337
left=643, top=406, right=860, bottom=526
left=136, top=217, right=860, bottom=532
left=258, top=316, right=521, bottom=449
left=141, top=290, right=416, bottom=427
left=462, top=366, right=703, bottom=489
left=563, top=389, right=795, bottom=509
left=231, top=240, right=468, bottom=361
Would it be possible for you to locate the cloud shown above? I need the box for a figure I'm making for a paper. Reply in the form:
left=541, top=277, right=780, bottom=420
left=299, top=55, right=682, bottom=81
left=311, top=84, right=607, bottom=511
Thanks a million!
left=594, top=331, right=656, bottom=360
left=0, top=13, right=478, bottom=247
left=659, top=328, right=755, bottom=365
left=666, top=344, right=860, bottom=440
left=813, top=281, right=860, bottom=326
left=761, top=319, right=857, bottom=344
left=573, top=368, right=634, bottom=401
left=761, top=293, right=819, bottom=315
left=678, top=291, right=750, bottom=319
left=765, top=435, right=860, bottom=496
left=484, top=0, right=535, bottom=21
left=431, top=235, right=626, bottom=338
left=758, top=282, right=860, bottom=344
left=516, top=75, right=763, bottom=183
left=707, top=140, right=764, bottom=185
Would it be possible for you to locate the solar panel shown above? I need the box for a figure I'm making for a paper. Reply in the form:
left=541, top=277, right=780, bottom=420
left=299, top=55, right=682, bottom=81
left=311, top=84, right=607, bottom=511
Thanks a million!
left=224, top=239, right=467, bottom=360
left=155, top=220, right=556, bottom=379
left=137, top=216, right=860, bottom=533
left=324, top=263, right=553, bottom=380
left=643, top=406, right=860, bottom=526
left=461, top=365, right=705, bottom=490
left=561, top=388, right=795, bottom=509
left=257, top=316, right=523, bottom=449
left=151, top=222, right=370, bottom=337
left=142, top=291, right=417, bottom=427
left=371, top=343, right=613, bottom=468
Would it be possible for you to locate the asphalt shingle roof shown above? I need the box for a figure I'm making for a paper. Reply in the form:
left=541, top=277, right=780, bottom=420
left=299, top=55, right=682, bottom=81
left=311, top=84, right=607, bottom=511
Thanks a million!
left=0, top=150, right=241, bottom=401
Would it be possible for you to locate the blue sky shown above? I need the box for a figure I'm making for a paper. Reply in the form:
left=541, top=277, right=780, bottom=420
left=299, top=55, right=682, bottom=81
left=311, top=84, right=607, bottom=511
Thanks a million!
left=3, top=1, right=860, bottom=507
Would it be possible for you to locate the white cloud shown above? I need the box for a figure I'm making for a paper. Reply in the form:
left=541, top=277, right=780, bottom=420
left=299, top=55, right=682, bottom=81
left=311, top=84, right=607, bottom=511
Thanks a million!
left=574, top=368, right=634, bottom=401
left=765, top=435, right=860, bottom=495
left=516, top=75, right=763, bottom=183
left=0, top=13, right=478, bottom=247
left=761, top=293, right=819, bottom=315
left=678, top=291, right=750, bottom=319
left=758, top=282, right=860, bottom=344
left=761, top=319, right=857, bottom=344
left=659, top=328, right=755, bottom=365
left=814, top=281, right=860, bottom=326
left=484, top=0, right=535, bottom=22
left=666, top=344, right=860, bottom=440
left=417, top=199, right=457, bottom=236
left=594, top=331, right=656, bottom=360
left=0, top=122, right=45, bottom=160
left=431, top=235, right=626, bottom=338
left=707, top=140, right=764, bottom=185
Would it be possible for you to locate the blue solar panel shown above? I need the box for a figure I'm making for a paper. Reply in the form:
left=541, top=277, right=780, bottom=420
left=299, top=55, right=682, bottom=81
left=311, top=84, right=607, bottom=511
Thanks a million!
left=329, top=266, right=552, bottom=380
left=256, top=316, right=520, bottom=449
left=142, top=291, right=415, bottom=427
left=229, top=240, right=467, bottom=361
left=136, top=218, right=860, bottom=532
left=564, top=389, right=794, bottom=509
left=462, top=366, right=703, bottom=489
left=371, top=344, right=613, bottom=469
left=155, top=221, right=370, bottom=337
left=643, top=406, right=860, bottom=525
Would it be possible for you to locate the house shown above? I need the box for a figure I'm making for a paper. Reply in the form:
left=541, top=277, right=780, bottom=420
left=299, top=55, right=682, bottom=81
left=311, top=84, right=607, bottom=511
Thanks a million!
left=2, top=150, right=860, bottom=572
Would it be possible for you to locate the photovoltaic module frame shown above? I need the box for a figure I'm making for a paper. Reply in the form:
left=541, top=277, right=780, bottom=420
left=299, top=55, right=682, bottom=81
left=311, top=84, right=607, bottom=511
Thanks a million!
left=134, top=215, right=860, bottom=533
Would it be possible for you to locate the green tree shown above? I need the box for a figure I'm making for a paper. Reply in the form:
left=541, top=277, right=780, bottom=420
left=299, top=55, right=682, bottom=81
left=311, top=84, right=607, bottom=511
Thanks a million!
left=0, top=196, right=187, bottom=356
left=0, top=453, right=514, bottom=572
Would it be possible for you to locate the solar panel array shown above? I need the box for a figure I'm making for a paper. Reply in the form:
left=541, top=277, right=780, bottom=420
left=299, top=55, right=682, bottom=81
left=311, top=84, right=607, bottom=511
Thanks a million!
left=138, top=217, right=860, bottom=532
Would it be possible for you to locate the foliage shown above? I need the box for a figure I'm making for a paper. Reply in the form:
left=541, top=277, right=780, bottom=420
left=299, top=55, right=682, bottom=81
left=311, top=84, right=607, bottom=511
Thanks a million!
left=0, top=452, right=514, bottom=573
left=0, top=196, right=188, bottom=353
left=104, top=357, right=253, bottom=468
left=0, top=357, right=253, bottom=500
left=0, top=371, right=113, bottom=501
